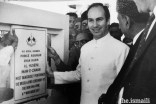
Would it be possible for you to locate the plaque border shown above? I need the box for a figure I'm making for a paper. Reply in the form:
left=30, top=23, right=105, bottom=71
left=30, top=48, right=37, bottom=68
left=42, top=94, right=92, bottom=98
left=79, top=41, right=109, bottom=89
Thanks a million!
left=11, top=25, right=47, bottom=104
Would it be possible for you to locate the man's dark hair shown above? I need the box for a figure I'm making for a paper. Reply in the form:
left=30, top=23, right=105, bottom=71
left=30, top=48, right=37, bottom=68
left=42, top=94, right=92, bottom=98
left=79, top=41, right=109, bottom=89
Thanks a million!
left=81, top=10, right=88, bottom=23
left=117, top=0, right=150, bottom=24
left=86, top=3, right=110, bottom=22
left=110, top=23, right=119, bottom=29
left=66, top=12, right=78, bottom=18
left=120, top=13, right=149, bottom=27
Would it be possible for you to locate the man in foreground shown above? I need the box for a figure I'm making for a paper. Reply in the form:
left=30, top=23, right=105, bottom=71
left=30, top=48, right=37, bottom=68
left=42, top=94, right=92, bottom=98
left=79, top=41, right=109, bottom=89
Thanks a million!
left=47, top=3, right=129, bottom=104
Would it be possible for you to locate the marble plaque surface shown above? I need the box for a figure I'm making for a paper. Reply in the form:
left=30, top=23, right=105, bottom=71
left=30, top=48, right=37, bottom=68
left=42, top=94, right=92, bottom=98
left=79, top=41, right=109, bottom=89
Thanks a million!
left=11, top=26, right=47, bottom=103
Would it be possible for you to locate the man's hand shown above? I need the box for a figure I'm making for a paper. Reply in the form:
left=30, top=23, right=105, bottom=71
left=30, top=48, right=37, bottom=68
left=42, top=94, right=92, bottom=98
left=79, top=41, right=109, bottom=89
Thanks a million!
left=46, top=63, right=54, bottom=78
left=47, top=46, right=61, bottom=65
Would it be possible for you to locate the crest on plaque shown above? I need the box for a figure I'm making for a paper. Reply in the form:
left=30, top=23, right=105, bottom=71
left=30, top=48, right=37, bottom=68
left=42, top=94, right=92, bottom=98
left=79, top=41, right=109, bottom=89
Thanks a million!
left=26, top=34, right=36, bottom=46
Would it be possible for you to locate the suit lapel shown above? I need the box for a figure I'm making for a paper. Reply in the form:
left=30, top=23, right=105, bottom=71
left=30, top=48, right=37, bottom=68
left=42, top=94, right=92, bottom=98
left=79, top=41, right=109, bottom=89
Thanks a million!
left=140, top=23, right=156, bottom=55
left=131, top=22, right=156, bottom=67
left=121, top=23, right=156, bottom=85
left=119, top=32, right=143, bottom=86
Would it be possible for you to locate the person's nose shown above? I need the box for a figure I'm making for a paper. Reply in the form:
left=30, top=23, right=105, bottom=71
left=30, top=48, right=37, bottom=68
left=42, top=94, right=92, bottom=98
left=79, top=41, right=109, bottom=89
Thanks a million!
left=93, top=21, right=98, bottom=27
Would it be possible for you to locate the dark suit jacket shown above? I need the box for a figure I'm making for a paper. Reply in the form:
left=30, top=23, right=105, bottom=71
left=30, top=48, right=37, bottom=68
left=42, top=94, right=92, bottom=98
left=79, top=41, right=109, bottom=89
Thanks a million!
left=122, top=22, right=156, bottom=104
left=104, top=23, right=156, bottom=104
left=54, top=49, right=81, bottom=104
left=102, top=32, right=143, bottom=104
left=56, top=45, right=80, bottom=72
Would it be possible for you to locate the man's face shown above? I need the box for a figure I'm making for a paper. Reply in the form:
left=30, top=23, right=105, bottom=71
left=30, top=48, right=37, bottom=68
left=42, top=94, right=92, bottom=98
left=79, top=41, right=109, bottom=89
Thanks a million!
left=133, top=0, right=151, bottom=12
left=69, top=16, right=76, bottom=28
left=88, top=6, right=109, bottom=39
left=117, top=13, right=128, bottom=37
left=81, top=20, right=88, bottom=31
left=74, top=21, right=81, bottom=32
left=75, top=33, right=89, bottom=49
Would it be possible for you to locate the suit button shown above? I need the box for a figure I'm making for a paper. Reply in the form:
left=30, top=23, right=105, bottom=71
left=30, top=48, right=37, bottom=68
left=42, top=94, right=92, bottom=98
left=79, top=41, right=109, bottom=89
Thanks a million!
left=87, top=79, right=90, bottom=82
left=91, top=57, right=94, bottom=59
left=88, top=68, right=91, bottom=70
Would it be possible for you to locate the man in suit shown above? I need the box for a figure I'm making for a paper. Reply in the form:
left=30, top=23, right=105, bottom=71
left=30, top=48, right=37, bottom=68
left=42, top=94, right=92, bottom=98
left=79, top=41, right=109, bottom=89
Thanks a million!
left=99, top=0, right=150, bottom=104
left=121, top=0, right=156, bottom=103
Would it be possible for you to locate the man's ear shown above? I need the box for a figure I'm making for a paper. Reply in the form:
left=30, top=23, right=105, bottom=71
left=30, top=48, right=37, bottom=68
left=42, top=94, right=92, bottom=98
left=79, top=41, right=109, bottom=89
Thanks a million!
left=107, top=19, right=110, bottom=25
left=125, top=15, right=131, bottom=29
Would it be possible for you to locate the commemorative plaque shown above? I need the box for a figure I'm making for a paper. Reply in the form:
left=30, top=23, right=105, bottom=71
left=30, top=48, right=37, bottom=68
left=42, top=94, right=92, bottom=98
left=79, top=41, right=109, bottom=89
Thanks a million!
left=11, top=26, right=47, bottom=103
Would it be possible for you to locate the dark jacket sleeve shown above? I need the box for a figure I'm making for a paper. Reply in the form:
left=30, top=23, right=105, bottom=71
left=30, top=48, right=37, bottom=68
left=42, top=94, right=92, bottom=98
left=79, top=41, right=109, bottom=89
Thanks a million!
left=56, top=60, right=71, bottom=72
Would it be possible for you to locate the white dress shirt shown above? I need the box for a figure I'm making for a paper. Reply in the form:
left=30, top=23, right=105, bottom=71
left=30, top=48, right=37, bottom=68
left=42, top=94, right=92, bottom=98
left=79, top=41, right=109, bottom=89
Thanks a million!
left=54, top=33, right=129, bottom=104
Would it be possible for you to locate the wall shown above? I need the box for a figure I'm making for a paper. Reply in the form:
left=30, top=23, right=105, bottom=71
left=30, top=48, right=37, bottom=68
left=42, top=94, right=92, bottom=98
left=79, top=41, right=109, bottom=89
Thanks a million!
left=0, top=2, right=69, bottom=104
left=0, top=1, right=69, bottom=63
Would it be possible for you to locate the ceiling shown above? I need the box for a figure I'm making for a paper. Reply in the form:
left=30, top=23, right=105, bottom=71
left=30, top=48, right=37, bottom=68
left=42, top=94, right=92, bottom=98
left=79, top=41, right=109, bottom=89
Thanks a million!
left=1, top=0, right=118, bottom=23
left=3, top=0, right=85, bottom=2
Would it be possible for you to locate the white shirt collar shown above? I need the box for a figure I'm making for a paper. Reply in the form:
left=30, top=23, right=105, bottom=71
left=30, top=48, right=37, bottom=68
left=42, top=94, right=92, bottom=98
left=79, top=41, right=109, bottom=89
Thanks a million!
left=133, top=29, right=144, bottom=45
left=93, top=32, right=111, bottom=44
left=153, top=6, right=156, bottom=16
left=145, top=6, right=156, bottom=40
left=121, top=34, right=125, bottom=42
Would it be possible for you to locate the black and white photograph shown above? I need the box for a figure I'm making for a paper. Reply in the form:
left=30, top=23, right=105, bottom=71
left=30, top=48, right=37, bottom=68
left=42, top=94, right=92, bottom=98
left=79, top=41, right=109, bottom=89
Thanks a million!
left=0, top=0, right=155, bottom=104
